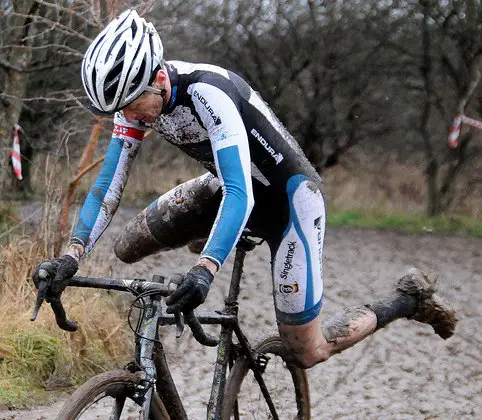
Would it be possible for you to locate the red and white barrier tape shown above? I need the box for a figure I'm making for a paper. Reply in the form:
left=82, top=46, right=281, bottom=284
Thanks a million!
left=448, top=114, right=462, bottom=148
left=461, top=114, right=482, bottom=130
left=448, top=114, right=482, bottom=148
left=11, top=124, right=22, bottom=180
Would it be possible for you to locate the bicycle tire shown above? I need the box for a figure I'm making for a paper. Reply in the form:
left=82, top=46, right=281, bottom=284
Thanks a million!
left=55, top=370, right=170, bottom=420
left=222, top=333, right=311, bottom=419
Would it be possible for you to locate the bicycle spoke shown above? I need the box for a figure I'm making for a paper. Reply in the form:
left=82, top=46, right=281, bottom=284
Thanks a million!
left=237, top=356, right=301, bottom=419
left=108, top=396, right=126, bottom=420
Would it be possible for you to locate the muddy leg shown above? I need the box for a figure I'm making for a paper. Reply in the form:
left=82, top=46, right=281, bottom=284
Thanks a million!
left=114, top=173, right=221, bottom=263
left=280, top=308, right=377, bottom=368
left=281, top=268, right=456, bottom=368
left=280, top=291, right=414, bottom=367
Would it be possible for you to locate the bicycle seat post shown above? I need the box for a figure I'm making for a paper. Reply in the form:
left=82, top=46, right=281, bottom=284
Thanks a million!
left=224, top=248, right=246, bottom=310
left=207, top=235, right=257, bottom=419
left=225, top=235, right=259, bottom=309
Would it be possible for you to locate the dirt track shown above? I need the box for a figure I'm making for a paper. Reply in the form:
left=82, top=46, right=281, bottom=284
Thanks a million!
left=1, top=206, right=480, bottom=419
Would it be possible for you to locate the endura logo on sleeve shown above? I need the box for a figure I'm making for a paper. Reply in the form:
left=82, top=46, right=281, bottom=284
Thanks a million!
left=251, top=128, right=284, bottom=164
left=193, top=90, right=222, bottom=125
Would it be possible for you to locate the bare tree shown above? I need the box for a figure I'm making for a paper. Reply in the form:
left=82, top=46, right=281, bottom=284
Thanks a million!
left=0, top=0, right=160, bottom=196
left=415, top=0, right=481, bottom=215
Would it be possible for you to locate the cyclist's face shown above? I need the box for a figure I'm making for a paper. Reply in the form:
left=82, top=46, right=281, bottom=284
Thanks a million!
left=123, top=91, right=163, bottom=124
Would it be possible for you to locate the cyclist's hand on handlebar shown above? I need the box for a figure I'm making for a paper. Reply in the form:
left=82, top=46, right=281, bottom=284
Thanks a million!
left=32, top=255, right=78, bottom=297
left=166, top=265, right=214, bottom=313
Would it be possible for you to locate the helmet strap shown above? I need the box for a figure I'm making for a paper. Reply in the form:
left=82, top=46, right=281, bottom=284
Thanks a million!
left=144, top=85, right=166, bottom=98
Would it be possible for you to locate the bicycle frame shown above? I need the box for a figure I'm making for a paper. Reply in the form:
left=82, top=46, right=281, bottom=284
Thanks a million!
left=134, top=236, right=281, bottom=419
left=34, top=235, right=282, bottom=420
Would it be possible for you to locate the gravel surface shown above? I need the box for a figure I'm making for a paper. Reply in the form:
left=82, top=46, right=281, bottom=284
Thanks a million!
left=1, top=206, right=480, bottom=419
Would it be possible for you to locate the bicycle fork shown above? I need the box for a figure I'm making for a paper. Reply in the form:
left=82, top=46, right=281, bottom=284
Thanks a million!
left=135, top=288, right=188, bottom=420
left=134, top=294, right=161, bottom=420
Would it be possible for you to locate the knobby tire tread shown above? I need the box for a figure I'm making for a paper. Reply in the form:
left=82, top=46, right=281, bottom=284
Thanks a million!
left=55, top=370, right=169, bottom=420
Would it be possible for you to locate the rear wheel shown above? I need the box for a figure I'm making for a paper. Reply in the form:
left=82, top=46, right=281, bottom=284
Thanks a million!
left=222, top=334, right=311, bottom=419
left=55, top=370, right=169, bottom=420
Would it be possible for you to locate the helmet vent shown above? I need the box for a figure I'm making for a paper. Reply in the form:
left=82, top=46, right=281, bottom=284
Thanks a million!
left=129, top=59, right=146, bottom=95
left=130, top=20, right=138, bottom=38
left=106, top=33, right=124, bottom=61
left=91, top=67, right=97, bottom=90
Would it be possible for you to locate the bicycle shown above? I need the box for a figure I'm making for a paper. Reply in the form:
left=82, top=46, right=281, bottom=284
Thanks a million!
left=31, top=232, right=311, bottom=419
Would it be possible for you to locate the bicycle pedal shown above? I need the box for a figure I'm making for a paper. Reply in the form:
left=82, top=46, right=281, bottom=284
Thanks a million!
left=256, top=353, right=270, bottom=374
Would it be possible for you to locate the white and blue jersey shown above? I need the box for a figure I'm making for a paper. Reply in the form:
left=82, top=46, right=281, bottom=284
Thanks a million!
left=71, top=60, right=326, bottom=325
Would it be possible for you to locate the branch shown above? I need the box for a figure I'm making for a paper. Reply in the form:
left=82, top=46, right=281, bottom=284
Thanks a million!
left=21, top=1, right=41, bottom=46
left=12, top=12, right=94, bottom=43
left=0, top=91, right=86, bottom=103
left=33, top=0, right=100, bottom=29
left=441, top=53, right=463, bottom=91
left=27, top=58, right=83, bottom=72
left=0, top=43, right=83, bottom=57
left=457, top=52, right=482, bottom=112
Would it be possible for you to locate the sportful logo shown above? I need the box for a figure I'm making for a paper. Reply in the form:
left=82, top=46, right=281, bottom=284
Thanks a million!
left=193, top=90, right=222, bottom=125
left=113, top=125, right=129, bottom=136
left=251, top=128, right=284, bottom=165
left=113, top=124, right=145, bottom=141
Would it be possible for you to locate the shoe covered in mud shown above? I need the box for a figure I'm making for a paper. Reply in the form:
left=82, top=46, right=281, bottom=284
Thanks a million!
left=396, top=268, right=457, bottom=339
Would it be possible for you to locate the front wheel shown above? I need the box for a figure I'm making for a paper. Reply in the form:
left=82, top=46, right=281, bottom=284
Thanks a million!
left=55, top=370, right=169, bottom=420
left=222, top=334, right=311, bottom=419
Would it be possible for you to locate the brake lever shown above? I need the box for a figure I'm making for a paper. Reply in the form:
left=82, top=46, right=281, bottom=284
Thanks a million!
left=30, top=268, right=77, bottom=332
left=168, top=281, right=185, bottom=338
left=30, top=268, right=51, bottom=321
left=175, top=311, right=185, bottom=338
left=30, top=279, right=48, bottom=321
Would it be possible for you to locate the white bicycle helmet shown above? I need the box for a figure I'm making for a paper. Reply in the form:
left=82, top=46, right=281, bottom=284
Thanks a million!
left=81, top=9, right=164, bottom=114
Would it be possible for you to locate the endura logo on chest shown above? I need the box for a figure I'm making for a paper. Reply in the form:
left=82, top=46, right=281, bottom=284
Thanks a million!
left=251, top=128, right=284, bottom=165
left=193, top=90, right=222, bottom=125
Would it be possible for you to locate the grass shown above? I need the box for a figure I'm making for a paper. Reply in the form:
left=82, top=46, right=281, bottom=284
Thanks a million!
left=0, top=233, right=133, bottom=408
left=0, top=330, right=67, bottom=407
left=327, top=208, right=482, bottom=236
left=0, top=203, right=20, bottom=238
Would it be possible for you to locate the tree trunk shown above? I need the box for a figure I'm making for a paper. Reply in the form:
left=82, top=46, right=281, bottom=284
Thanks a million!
left=420, top=0, right=442, bottom=216
left=0, top=47, right=33, bottom=197
left=0, top=0, right=38, bottom=197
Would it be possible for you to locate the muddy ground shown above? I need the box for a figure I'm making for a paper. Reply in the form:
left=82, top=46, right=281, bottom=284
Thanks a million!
left=1, top=206, right=480, bottom=419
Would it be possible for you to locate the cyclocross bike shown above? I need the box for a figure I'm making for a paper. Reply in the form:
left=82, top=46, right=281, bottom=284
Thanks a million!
left=31, top=232, right=311, bottom=419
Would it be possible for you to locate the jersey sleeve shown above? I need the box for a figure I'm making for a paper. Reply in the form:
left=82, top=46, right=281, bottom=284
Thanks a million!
left=70, top=112, right=145, bottom=255
left=189, top=82, right=255, bottom=268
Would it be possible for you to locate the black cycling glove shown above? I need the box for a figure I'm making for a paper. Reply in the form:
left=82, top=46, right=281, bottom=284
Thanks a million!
left=32, top=255, right=78, bottom=297
left=165, top=265, right=214, bottom=313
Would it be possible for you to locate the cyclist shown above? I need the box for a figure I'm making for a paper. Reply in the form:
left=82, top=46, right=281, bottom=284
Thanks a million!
left=33, top=10, right=456, bottom=369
